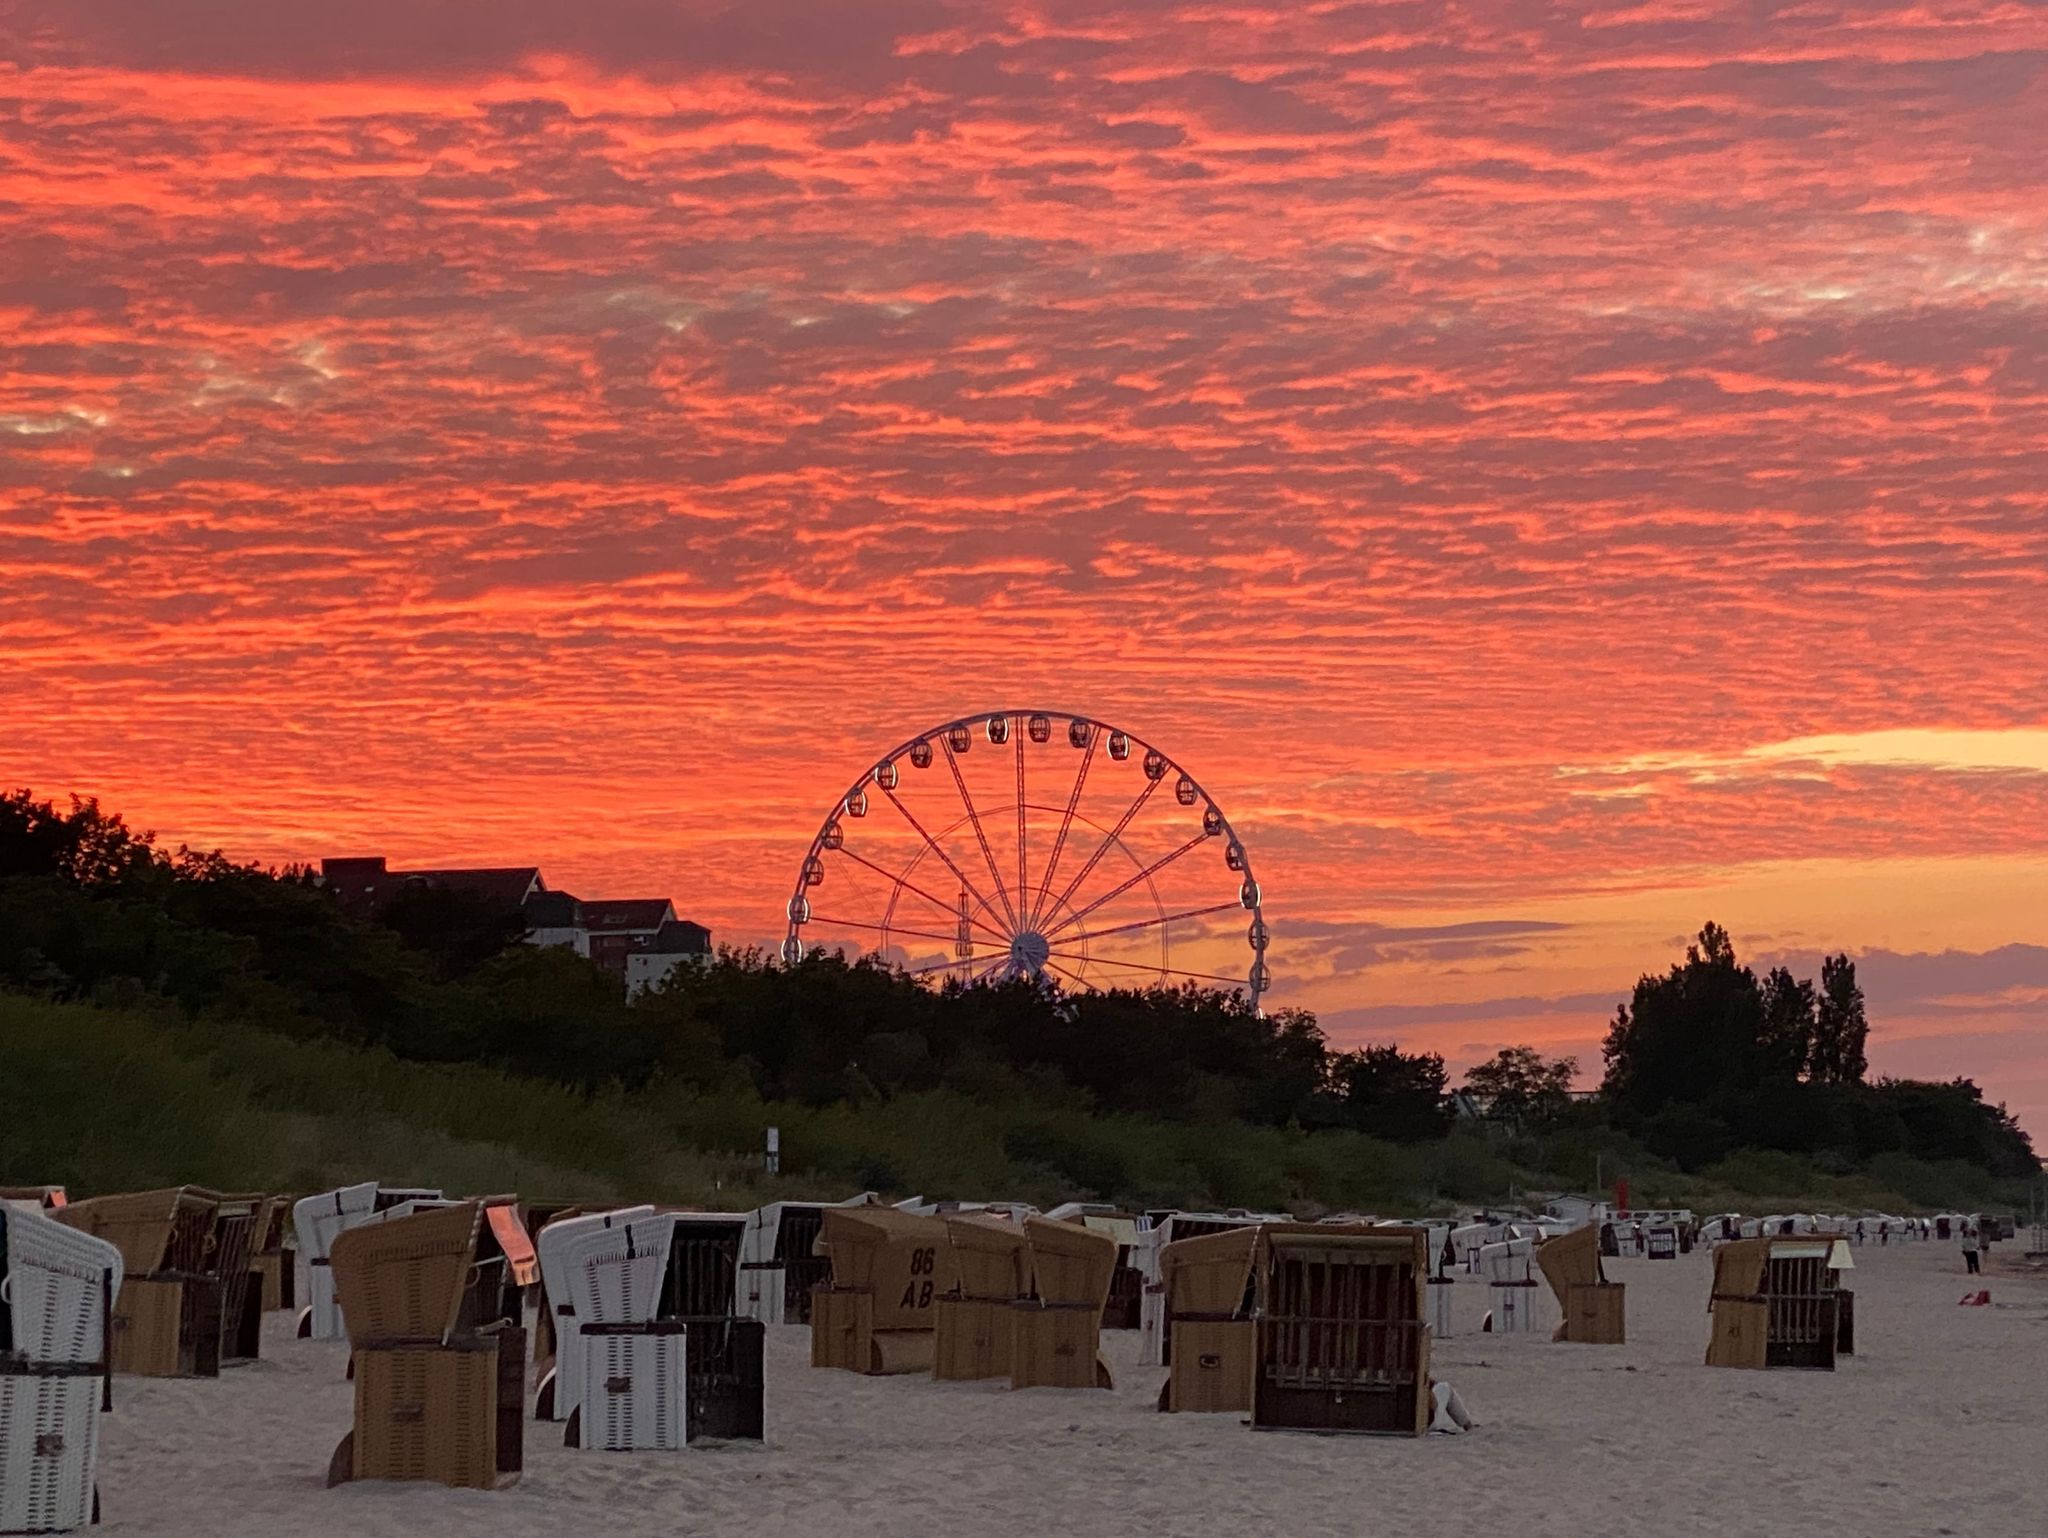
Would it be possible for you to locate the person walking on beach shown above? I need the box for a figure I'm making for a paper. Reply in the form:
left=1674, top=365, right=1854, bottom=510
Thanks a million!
left=1960, top=1221, right=1981, bottom=1275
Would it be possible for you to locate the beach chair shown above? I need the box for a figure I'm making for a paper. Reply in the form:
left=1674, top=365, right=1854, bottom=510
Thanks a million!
left=292, top=1183, right=377, bottom=1341
left=533, top=1207, right=654, bottom=1421
left=1154, top=1225, right=1256, bottom=1412
left=554, top=1213, right=683, bottom=1452
left=1136, top=1212, right=1272, bottom=1366
left=201, top=1194, right=265, bottom=1368
left=1479, top=1236, right=1541, bottom=1334
left=1450, top=1221, right=1490, bottom=1273
left=1706, top=1235, right=1849, bottom=1371
left=811, top=1207, right=956, bottom=1376
left=545, top=1210, right=763, bottom=1451
left=934, top=1213, right=1028, bottom=1382
left=324, top=1200, right=529, bottom=1490
left=2, top=1205, right=122, bottom=1534
left=518, top=1202, right=581, bottom=1378
left=244, top=1196, right=292, bottom=1315
left=1535, top=1225, right=1625, bottom=1344
left=1251, top=1224, right=1431, bottom=1436
left=626, top=1211, right=759, bottom=1446
left=738, top=1196, right=876, bottom=1326
left=1011, top=1216, right=1117, bottom=1391
left=0, top=1190, right=66, bottom=1216
left=56, top=1188, right=224, bottom=1378
left=1064, top=1212, right=1147, bottom=1331
left=292, top=1185, right=446, bottom=1341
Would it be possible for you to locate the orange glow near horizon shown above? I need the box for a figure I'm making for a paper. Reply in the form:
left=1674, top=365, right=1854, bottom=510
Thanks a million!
left=3, top=3, right=2046, bottom=1132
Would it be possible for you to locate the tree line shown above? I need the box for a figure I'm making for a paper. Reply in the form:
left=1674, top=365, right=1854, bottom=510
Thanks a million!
left=1, top=790, right=2034, bottom=1181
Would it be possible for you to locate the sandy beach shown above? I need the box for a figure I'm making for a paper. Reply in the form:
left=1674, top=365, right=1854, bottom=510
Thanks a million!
left=88, top=1238, right=2043, bottom=1538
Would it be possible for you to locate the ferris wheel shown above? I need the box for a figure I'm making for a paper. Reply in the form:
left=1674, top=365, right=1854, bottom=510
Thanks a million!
left=782, top=710, right=1271, bottom=1006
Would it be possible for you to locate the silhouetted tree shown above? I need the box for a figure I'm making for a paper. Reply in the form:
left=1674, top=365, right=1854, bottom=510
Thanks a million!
left=1328, top=1044, right=1451, bottom=1142
left=1810, top=955, right=1869, bottom=1085
left=1757, top=966, right=1817, bottom=1082
left=376, top=883, right=529, bottom=981
left=1462, top=1045, right=1577, bottom=1127
left=0, top=791, right=161, bottom=888
left=1601, top=922, right=1768, bottom=1116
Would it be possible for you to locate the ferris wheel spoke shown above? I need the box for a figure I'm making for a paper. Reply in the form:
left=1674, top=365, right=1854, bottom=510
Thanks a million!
left=940, top=738, right=1019, bottom=931
left=1062, top=899, right=1243, bottom=945
left=900, top=953, right=974, bottom=977
left=1025, top=727, right=1098, bottom=930
left=835, top=844, right=1011, bottom=945
left=1041, top=958, right=1093, bottom=993
left=970, top=955, right=1012, bottom=985
left=1014, top=724, right=1027, bottom=927
left=1039, top=951, right=1251, bottom=989
left=877, top=786, right=1013, bottom=944
left=1045, top=830, right=1208, bottom=941
left=1039, top=773, right=1159, bottom=929
left=806, top=914, right=970, bottom=947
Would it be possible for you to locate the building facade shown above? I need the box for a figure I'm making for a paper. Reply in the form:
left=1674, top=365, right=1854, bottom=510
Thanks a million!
left=316, top=855, right=710, bottom=992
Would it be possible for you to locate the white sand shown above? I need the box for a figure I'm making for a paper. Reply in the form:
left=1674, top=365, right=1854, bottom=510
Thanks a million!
left=94, top=1240, right=2045, bottom=1538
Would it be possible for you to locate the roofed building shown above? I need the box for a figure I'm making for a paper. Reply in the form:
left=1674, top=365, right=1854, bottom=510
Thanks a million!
left=316, top=855, right=709, bottom=991
left=318, top=857, right=546, bottom=915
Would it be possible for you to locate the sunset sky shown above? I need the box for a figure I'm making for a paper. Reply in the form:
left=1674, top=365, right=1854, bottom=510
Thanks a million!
left=4, top=3, right=2045, bottom=1131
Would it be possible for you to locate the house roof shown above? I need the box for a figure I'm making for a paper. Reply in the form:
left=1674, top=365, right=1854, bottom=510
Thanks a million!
left=646, top=918, right=712, bottom=954
left=396, top=867, right=545, bottom=907
left=581, top=898, right=676, bottom=933
left=523, top=890, right=583, bottom=928
left=319, top=857, right=544, bottom=912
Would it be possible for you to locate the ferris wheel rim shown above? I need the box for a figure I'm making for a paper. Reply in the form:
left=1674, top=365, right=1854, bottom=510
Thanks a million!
left=784, top=708, right=1268, bottom=1005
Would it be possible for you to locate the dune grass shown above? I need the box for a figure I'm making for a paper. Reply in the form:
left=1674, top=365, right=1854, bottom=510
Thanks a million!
left=2, top=995, right=2029, bottom=1216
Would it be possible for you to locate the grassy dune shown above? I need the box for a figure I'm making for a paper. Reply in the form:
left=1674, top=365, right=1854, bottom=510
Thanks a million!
left=1, top=995, right=2028, bottom=1216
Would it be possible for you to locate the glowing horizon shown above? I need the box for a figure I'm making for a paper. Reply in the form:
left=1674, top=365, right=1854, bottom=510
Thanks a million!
left=4, top=2, right=2045, bottom=1132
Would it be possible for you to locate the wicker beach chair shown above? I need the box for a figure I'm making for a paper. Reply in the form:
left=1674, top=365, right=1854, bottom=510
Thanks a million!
left=1010, top=1216, right=1117, bottom=1391
left=1478, top=1235, right=1542, bottom=1335
left=323, top=1200, right=526, bottom=1491
left=552, top=1213, right=682, bottom=1452
left=56, top=1189, right=221, bottom=1378
left=292, top=1183, right=377, bottom=1342
left=933, top=1213, right=1028, bottom=1383
left=243, top=1196, right=292, bottom=1315
left=532, top=1206, right=654, bottom=1421
left=1251, top=1224, right=1431, bottom=1436
left=811, top=1207, right=956, bottom=1376
left=1706, top=1235, right=1850, bottom=1371
left=1535, top=1225, right=1625, bottom=1344
left=737, top=1195, right=878, bottom=1327
left=2, top=1205, right=122, bottom=1534
left=1154, top=1225, right=1257, bottom=1412
left=1135, top=1212, right=1285, bottom=1367
left=542, top=1209, right=764, bottom=1452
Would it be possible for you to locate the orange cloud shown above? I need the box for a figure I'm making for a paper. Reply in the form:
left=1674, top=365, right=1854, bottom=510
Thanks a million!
left=3, top=0, right=2046, bottom=1127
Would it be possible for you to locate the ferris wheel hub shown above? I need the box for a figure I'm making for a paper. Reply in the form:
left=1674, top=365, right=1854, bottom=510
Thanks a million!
left=1008, top=930, right=1051, bottom=972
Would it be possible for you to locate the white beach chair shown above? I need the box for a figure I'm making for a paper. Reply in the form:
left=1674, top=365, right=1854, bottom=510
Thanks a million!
left=1, top=1206, right=124, bottom=1535
left=557, top=1215, right=682, bottom=1451
left=3, top=1205, right=123, bottom=1365
left=293, top=1183, right=378, bottom=1341
left=1480, top=1237, right=1540, bottom=1333
left=1450, top=1222, right=1490, bottom=1275
left=736, top=1202, right=790, bottom=1326
left=534, top=1207, right=655, bottom=1426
